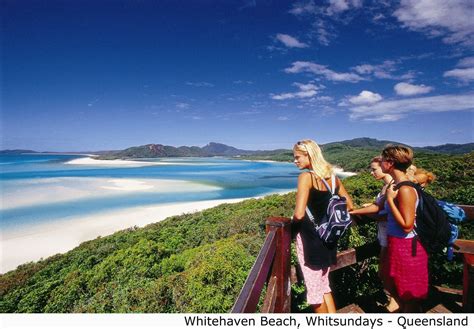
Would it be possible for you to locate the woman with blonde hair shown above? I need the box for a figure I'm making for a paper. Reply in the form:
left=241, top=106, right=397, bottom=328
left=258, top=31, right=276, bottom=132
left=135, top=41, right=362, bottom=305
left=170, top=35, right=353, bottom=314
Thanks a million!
left=414, top=168, right=436, bottom=188
left=292, top=139, right=353, bottom=313
left=381, top=144, right=428, bottom=312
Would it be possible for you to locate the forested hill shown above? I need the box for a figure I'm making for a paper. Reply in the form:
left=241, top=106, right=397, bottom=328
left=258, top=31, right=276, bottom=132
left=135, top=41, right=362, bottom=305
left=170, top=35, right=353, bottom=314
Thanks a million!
left=422, top=143, right=474, bottom=154
left=91, top=138, right=474, bottom=163
left=2, top=138, right=472, bottom=159
left=96, top=142, right=257, bottom=159
left=0, top=149, right=37, bottom=154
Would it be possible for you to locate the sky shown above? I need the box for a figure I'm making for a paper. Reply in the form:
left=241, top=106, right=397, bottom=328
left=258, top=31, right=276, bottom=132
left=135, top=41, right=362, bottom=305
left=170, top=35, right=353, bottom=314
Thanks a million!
left=2, top=0, right=474, bottom=152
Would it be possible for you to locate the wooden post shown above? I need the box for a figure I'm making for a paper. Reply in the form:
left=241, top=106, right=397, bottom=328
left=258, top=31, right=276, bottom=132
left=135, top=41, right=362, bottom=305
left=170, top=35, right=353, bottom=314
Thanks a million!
left=457, top=206, right=474, bottom=312
left=231, top=228, right=277, bottom=313
left=463, top=253, right=474, bottom=312
left=264, top=217, right=292, bottom=313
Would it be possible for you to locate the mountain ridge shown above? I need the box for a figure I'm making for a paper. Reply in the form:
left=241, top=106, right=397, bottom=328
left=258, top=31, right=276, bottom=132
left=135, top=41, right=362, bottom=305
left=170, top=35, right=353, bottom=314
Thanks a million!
left=1, top=138, right=473, bottom=157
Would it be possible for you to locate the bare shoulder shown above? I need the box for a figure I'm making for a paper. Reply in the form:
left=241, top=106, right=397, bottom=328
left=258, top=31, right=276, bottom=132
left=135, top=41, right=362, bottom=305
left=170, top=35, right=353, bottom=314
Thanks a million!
left=298, top=171, right=312, bottom=181
left=297, top=171, right=314, bottom=187
left=398, top=185, right=417, bottom=198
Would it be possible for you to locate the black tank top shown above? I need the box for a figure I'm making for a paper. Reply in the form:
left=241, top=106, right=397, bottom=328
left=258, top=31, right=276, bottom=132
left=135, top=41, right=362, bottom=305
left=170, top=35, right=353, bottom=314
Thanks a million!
left=295, top=179, right=339, bottom=267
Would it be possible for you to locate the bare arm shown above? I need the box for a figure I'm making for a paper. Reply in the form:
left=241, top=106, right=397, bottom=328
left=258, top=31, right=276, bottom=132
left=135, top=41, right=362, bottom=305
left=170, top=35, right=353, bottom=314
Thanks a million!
left=386, top=185, right=417, bottom=233
left=350, top=203, right=380, bottom=215
left=293, top=172, right=312, bottom=220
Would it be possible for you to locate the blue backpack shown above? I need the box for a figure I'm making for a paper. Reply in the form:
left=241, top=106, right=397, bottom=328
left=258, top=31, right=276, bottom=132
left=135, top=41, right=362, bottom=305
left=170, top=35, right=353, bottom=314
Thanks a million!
left=396, top=182, right=460, bottom=260
left=437, top=200, right=466, bottom=224
left=306, top=174, right=352, bottom=245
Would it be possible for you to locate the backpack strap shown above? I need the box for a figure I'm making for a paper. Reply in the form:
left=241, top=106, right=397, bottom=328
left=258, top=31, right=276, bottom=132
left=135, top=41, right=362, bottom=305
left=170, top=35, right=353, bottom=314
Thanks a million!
left=320, top=174, right=335, bottom=195
left=395, top=180, right=420, bottom=191
left=305, top=173, right=335, bottom=227
left=394, top=180, right=422, bottom=256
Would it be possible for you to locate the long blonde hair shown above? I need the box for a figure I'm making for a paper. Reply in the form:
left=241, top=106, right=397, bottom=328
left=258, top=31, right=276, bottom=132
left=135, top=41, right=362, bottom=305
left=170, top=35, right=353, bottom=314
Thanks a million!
left=293, top=139, right=333, bottom=179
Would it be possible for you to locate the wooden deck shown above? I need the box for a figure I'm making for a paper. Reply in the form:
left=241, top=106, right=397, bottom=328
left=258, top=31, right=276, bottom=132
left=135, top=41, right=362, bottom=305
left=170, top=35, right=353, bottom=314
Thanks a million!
left=232, top=205, right=474, bottom=313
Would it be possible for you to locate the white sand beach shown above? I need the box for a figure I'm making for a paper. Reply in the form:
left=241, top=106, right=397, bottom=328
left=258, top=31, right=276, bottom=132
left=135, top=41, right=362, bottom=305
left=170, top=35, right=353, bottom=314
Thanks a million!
left=1, top=177, right=221, bottom=210
left=66, top=156, right=223, bottom=167
left=66, top=157, right=168, bottom=166
left=0, top=198, right=251, bottom=273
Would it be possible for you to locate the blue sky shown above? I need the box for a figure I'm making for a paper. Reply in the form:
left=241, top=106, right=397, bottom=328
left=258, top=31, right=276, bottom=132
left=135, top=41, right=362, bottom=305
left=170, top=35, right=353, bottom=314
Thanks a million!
left=2, top=0, right=473, bottom=151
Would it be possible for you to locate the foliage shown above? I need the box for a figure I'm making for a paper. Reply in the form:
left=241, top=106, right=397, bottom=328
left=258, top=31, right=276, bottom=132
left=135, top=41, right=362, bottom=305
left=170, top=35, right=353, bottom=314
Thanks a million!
left=0, top=194, right=295, bottom=313
left=1, top=149, right=472, bottom=313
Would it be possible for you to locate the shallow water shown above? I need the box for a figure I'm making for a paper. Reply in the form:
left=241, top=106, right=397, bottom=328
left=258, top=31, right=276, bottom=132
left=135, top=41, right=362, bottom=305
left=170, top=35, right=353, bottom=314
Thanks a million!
left=0, top=154, right=298, bottom=230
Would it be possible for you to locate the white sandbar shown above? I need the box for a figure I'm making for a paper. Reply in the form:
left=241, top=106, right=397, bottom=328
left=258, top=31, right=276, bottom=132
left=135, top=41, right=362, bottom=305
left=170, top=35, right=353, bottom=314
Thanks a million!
left=66, top=157, right=168, bottom=166
left=1, top=177, right=221, bottom=210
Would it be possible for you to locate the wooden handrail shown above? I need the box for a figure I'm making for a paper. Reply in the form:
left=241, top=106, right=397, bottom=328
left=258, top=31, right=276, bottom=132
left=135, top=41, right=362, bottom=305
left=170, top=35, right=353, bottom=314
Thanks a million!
left=232, top=205, right=474, bottom=313
left=231, top=217, right=291, bottom=313
left=455, top=205, right=474, bottom=312
left=263, top=217, right=292, bottom=313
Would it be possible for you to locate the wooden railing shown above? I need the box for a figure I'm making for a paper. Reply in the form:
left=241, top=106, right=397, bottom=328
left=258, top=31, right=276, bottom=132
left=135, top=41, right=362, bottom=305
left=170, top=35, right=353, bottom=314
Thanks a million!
left=231, top=217, right=291, bottom=313
left=232, top=205, right=474, bottom=313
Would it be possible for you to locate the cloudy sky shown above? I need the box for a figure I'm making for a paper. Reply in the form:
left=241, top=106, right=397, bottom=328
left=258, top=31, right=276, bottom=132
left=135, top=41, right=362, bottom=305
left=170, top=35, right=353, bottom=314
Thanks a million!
left=2, top=0, right=473, bottom=151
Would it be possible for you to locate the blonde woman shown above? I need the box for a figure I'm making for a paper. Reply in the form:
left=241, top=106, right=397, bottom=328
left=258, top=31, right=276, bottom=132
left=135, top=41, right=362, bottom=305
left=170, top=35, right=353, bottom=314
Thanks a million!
left=292, top=139, right=353, bottom=313
left=414, top=168, right=436, bottom=188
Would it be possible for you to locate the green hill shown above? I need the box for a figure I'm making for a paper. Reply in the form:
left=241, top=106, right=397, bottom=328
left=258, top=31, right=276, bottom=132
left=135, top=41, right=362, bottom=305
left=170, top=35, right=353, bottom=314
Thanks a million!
left=423, top=143, right=474, bottom=154
left=97, top=142, right=257, bottom=159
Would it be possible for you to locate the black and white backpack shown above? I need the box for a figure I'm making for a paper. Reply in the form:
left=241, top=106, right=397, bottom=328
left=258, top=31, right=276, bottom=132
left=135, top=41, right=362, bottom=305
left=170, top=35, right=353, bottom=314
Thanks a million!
left=306, top=174, right=352, bottom=245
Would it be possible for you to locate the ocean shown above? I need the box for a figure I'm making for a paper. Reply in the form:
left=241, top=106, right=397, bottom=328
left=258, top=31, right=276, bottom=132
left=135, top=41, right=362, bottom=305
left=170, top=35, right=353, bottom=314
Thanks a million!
left=0, top=154, right=298, bottom=231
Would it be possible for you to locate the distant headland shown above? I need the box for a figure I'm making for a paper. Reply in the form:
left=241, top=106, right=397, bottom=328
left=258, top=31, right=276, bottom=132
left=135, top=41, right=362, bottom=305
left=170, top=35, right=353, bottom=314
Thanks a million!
left=2, top=138, right=473, bottom=159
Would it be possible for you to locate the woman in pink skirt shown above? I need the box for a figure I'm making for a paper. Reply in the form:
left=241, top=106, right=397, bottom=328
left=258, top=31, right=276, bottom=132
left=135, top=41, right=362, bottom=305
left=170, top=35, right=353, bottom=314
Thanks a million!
left=381, top=145, right=428, bottom=313
left=292, top=140, right=353, bottom=313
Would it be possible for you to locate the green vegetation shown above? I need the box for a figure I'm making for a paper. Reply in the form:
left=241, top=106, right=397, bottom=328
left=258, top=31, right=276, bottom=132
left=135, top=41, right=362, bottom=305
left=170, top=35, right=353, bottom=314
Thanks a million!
left=1, top=150, right=472, bottom=313
left=97, top=142, right=254, bottom=159
left=0, top=194, right=295, bottom=313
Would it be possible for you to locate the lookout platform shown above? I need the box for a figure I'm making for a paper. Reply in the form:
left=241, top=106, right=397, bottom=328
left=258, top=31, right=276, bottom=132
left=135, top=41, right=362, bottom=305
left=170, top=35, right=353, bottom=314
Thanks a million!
left=231, top=205, right=474, bottom=313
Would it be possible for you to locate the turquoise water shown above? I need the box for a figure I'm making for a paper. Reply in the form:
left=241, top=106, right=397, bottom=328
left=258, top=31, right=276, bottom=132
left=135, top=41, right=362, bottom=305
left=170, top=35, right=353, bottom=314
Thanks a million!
left=0, top=154, right=298, bottom=230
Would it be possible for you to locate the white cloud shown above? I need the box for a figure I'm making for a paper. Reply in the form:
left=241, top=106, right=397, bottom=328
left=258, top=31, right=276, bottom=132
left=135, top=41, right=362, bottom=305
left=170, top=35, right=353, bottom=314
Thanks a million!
left=394, top=82, right=434, bottom=96
left=271, top=82, right=321, bottom=100
left=363, top=114, right=406, bottom=122
left=176, top=103, right=190, bottom=109
left=275, top=34, right=308, bottom=48
left=293, top=82, right=319, bottom=91
left=348, top=93, right=474, bottom=121
left=314, top=21, right=333, bottom=46
left=348, top=90, right=383, bottom=105
left=289, top=0, right=317, bottom=16
left=394, top=0, right=474, bottom=48
left=443, top=68, right=474, bottom=82
left=233, top=80, right=254, bottom=85
left=277, top=116, right=289, bottom=121
left=288, top=0, right=363, bottom=46
left=443, top=56, right=474, bottom=82
left=285, top=61, right=365, bottom=82
left=457, top=57, right=474, bottom=68
left=351, top=60, right=416, bottom=80
left=316, top=96, right=334, bottom=102
left=272, top=91, right=315, bottom=100
left=353, top=64, right=375, bottom=75
left=186, top=81, right=214, bottom=87
left=272, top=90, right=317, bottom=100
left=327, top=0, right=362, bottom=15
left=239, top=0, right=256, bottom=11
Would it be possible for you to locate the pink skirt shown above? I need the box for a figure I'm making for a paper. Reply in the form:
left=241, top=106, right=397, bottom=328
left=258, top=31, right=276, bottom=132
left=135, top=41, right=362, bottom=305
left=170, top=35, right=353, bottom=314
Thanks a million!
left=295, top=233, right=331, bottom=305
left=387, top=236, right=429, bottom=301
